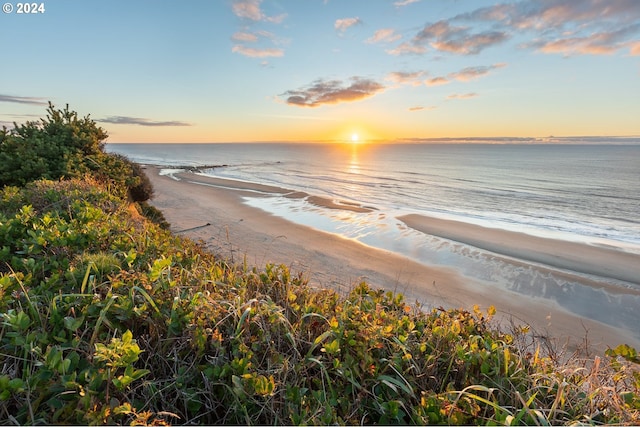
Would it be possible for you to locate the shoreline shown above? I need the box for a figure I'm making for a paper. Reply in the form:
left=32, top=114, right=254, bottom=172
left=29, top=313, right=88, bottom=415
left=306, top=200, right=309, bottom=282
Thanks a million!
left=180, top=172, right=375, bottom=213
left=399, top=214, right=640, bottom=287
left=145, top=167, right=640, bottom=353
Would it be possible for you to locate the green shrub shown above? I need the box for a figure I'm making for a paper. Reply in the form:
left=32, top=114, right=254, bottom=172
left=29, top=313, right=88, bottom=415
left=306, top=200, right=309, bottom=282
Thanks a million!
left=128, top=162, right=154, bottom=202
left=0, top=103, right=107, bottom=187
left=0, top=104, right=156, bottom=203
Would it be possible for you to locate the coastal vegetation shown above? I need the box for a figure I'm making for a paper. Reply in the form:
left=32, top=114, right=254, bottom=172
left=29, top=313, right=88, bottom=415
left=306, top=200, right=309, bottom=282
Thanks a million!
left=0, top=106, right=639, bottom=425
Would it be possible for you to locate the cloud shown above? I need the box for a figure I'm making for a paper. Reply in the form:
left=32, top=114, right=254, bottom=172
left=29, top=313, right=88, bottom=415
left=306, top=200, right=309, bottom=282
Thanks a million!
left=447, top=93, right=478, bottom=100
left=100, top=116, right=191, bottom=127
left=366, top=28, right=402, bottom=44
left=232, top=0, right=262, bottom=20
left=448, top=63, right=506, bottom=81
left=425, top=77, right=449, bottom=86
left=459, top=0, right=640, bottom=57
left=280, top=77, right=385, bottom=107
left=528, top=25, right=640, bottom=56
left=265, top=13, right=287, bottom=24
left=255, top=113, right=339, bottom=121
left=386, top=71, right=427, bottom=86
left=231, top=30, right=287, bottom=58
left=232, top=31, right=258, bottom=42
left=471, top=0, right=640, bottom=31
left=0, top=113, right=42, bottom=128
left=391, top=1, right=640, bottom=59
left=408, top=105, right=436, bottom=112
left=414, top=20, right=508, bottom=55
left=386, top=41, right=428, bottom=55
left=425, top=63, right=506, bottom=86
left=432, top=31, right=508, bottom=55
left=232, top=45, right=284, bottom=58
left=335, top=17, right=361, bottom=33
left=0, top=95, right=48, bottom=106
left=231, top=0, right=286, bottom=23
left=230, top=2, right=287, bottom=60
left=394, top=0, right=420, bottom=6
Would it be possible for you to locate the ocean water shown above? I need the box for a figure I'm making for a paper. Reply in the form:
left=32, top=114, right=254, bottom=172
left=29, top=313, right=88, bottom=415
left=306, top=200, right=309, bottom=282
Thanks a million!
left=108, top=142, right=640, bottom=333
left=109, top=142, right=640, bottom=250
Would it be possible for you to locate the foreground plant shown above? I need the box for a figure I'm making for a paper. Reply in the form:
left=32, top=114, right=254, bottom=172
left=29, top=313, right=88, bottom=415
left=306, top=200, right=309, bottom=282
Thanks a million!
left=1, top=178, right=639, bottom=424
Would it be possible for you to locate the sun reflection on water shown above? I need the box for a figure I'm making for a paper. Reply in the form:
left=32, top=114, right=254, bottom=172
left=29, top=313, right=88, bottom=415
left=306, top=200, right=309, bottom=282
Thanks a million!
left=348, top=144, right=360, bottom=175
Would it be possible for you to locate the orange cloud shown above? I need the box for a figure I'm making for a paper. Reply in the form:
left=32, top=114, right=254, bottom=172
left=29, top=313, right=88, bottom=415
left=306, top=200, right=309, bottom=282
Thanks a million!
left=232, top=0, right=262, bottom=21
left=408, top=105, right=436, bottom=111
left=447, top=93, right=477, bottom=100
left=448, top=63, right=506, bottom=81
left=460, top=1, right=640, bottom=57
left=531, top=26, right=640, bottom=56
left=281, top=77, right=385, bottom=107
left=232, top=31, right=258, bottom=42
left=386, top=71, right=427, bottom=86
left=366, top=28, right=402, bottom=44
left=386, top=42, right=427, bottom=56
left=232, top=0, right=286, bottom=23
left=232, top=45, right=284, bottom=58
left=335, top=17, right=361, bottom=33
left=414, top=20, right=508, bottom=55
left=425, top=63, right=505, bottom=86
left=425, top=77, right=449, bottom=86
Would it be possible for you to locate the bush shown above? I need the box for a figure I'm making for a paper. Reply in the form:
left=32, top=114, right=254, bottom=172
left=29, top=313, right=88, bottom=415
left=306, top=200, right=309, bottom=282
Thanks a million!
left=0, top=103, right=107, bottom=187
left=1, top=103, right=155, bottom=203
left=128, top=161, right=154, bottom=202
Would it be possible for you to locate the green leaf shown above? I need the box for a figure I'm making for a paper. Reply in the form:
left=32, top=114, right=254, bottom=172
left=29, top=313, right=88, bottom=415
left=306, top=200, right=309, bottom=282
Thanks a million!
left=63, top=315, right=84, bottom=332
left=149, top=257, right=172, bottom=281
left=122, top=329, right=133, bottom=345
left=377, top=375, right=413, bottom=396
left=322, top=339, right=341, bottom=355
left=606, top=344, right=640, bottom=364
left=253, top=375, right=275, bottom=396
left=61, top=358, right=72, bottom=374
left=124, top=365, right=150, bottom=381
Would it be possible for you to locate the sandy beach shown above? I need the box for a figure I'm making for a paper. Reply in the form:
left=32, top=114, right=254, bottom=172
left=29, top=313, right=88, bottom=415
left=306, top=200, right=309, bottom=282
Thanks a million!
left=146, top=167, right=640, bottom=354
left=399, top=214, right=640, bottom=286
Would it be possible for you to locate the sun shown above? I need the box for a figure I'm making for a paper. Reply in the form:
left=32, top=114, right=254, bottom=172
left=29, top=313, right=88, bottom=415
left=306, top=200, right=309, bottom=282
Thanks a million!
left=351, top=133, right=359, bottom=143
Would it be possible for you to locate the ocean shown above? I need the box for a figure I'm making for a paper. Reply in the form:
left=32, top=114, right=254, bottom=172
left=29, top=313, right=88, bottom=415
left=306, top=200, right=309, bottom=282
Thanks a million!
left=108, top=142, right=640, bottom=332
left=108, top=143, right=640, bottom=250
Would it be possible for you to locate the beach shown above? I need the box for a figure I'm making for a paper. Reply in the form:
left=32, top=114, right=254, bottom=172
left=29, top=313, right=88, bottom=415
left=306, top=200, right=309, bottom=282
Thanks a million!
left=146, top=167, right=640, bottom=354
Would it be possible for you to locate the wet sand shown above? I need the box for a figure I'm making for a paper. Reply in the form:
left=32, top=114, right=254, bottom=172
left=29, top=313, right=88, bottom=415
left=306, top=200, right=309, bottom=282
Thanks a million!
left=399, top=214, right=640, bottom=286
left=147, top=168, right=640, bottom=353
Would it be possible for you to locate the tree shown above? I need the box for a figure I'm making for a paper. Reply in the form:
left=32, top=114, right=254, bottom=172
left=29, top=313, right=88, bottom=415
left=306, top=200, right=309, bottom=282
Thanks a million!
left=0, top=103, right=153, bottom=202
left=0, top=103, right=108, bottom=187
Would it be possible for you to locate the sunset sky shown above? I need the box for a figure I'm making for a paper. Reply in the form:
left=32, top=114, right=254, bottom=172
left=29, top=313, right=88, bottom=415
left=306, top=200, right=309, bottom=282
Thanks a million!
left=1, top=0, right=639, bottom=143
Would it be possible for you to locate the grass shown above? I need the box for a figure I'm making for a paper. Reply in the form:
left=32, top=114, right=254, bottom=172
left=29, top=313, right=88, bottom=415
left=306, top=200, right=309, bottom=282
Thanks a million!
left=0, top=177, right=639, bottom=425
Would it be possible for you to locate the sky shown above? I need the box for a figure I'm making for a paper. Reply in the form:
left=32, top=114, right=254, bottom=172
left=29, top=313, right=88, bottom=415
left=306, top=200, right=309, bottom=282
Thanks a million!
left=1, top=0, right=639, bottom=143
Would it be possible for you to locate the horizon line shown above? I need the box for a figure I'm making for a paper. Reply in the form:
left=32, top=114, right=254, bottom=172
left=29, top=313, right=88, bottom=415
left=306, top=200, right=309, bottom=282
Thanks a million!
left=106, top=135, right=640, bottom=145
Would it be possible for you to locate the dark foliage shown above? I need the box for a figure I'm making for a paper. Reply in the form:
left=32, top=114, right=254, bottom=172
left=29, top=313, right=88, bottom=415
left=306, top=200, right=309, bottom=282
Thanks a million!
left=0, top=103, right=107, bottom=187
left=0, top=103, right=154, bottom=203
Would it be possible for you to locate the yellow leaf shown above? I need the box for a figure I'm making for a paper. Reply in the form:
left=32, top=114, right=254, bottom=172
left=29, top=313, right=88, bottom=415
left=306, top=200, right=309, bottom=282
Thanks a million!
left=487, top=305, right=496, bottom=317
